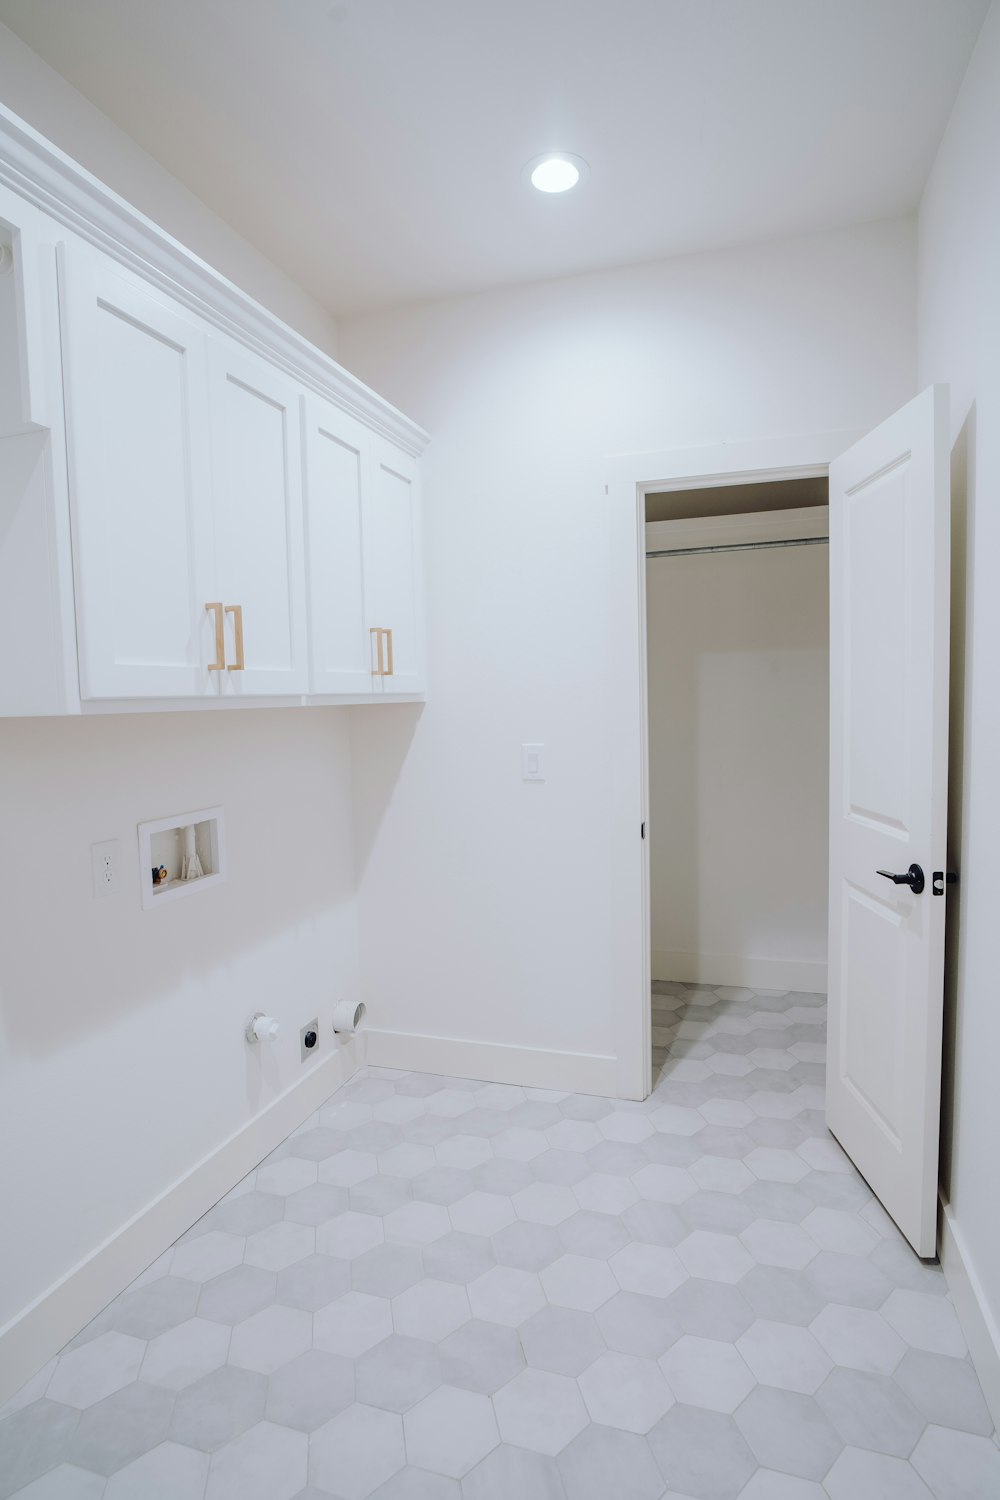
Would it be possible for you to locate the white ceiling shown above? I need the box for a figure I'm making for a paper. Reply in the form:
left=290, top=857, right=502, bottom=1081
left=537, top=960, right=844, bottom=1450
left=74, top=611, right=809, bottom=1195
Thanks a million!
left=0, top=0, right=988, bottom=316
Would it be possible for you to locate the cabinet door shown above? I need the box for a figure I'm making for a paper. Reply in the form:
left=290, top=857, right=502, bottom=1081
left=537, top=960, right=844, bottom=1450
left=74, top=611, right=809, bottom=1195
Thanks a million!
left=58, top=244, right=216, bottom=700
left=364, top=438, right=425, bottom=695
left=207, top=338, right=309, bottom=696
left=302, top=397, right=372, bottom=696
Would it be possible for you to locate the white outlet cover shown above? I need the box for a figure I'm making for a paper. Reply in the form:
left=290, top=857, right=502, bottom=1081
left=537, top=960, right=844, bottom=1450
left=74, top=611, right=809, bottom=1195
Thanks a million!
left=91, top=839, right=118, bottom=898
left=521, top=743, right=545, bottom=781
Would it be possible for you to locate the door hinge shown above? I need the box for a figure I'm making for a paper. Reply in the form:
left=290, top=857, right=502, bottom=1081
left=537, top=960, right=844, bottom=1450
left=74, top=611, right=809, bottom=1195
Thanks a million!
left=931, top=871, right=958, bottom=896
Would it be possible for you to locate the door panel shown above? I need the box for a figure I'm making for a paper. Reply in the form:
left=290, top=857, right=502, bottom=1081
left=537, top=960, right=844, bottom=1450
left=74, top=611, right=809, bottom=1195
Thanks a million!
left=827, top=384, right=950, bottom=1256
left=302, top=397, right=372, bottom=696
left=365, top=438, right=425, bottom=695
left=208, top=339, right=308, bottom=695
left=58, top=244, right=215, bottom=699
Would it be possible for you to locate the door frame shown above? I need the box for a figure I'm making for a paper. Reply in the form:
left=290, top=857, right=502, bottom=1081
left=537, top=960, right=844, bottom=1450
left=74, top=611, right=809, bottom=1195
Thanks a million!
left=605, top=428, right=861, bottom=1101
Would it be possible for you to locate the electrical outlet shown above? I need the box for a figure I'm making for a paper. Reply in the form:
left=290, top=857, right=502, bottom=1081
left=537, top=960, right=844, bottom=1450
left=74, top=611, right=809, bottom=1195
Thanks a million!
left=300, top=1019, right=319, bottom=1062
left=91, top=839, right=119, bottom=898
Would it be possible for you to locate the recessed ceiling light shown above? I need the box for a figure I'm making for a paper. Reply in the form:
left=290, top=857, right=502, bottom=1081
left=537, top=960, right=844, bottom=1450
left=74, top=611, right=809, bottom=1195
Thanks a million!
left=525, top=153, right=589, bottom=194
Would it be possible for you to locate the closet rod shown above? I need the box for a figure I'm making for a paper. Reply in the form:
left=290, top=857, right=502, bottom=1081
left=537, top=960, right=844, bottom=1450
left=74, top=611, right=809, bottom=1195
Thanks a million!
left=646, top=536, right=828, bottom=559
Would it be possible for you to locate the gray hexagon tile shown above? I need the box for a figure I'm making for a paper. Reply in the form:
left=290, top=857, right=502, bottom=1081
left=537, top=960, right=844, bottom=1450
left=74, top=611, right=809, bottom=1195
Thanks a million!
left=493, top=1368, right=587, bottom=1456
left=310, top=1403, right=404, bottom=1498
left=578, top=1351, right=673, bottom=1433
left=3, top=988, right=997, bottom=1500
left=355, top=1334, right=441, bottom=1413
left=402, top=1385, right=498, bottom=1478
left=438, top=1319, right=524, bottom=1394
left=462, top=1442, right=565, bottom=1500
left=649, top=1404, right=756, bottom=1498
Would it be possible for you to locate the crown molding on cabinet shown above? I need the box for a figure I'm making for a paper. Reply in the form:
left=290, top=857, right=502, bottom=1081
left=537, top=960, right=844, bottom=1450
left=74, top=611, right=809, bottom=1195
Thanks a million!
left=0, top=103, right=428, bottom=457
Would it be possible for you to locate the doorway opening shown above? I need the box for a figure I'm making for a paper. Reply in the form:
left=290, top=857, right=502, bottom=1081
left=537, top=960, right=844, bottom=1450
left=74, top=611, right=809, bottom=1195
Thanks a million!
left=644, top=474, right=831, bottom=1089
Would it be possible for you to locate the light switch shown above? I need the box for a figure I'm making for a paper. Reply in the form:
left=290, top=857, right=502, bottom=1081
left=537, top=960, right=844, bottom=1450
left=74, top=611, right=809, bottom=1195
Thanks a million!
left=522, top=743, right=545, bottom=782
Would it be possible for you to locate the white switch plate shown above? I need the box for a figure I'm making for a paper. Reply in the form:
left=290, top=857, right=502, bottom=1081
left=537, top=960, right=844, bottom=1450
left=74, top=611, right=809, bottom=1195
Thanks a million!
left=91, top=838, right=119, bottom=898
left=522, top=743, right=545, bottom=782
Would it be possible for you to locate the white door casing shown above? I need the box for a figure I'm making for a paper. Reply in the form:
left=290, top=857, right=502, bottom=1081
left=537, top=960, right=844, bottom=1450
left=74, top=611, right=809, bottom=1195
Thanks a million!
left=827, top=384, right=950, bottom=1257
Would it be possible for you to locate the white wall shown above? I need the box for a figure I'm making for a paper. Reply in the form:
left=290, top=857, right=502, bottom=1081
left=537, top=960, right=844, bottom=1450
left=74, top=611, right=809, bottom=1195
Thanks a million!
left=340, top=219, right=916, bottom=1081
left=647, top=541, right=829, bottom=991
left=0, top=32, right=357, bottom=1400
left=0, top=709, right=361, bottom=1387
left=918, top=0, right=1000, bottom=1412
left=0, top=20, right=338, bottom=357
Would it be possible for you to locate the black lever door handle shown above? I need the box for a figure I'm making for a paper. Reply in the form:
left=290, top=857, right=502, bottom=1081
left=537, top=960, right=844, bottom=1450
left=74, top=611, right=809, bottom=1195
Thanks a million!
left=876, top=864, right=925, bottom=895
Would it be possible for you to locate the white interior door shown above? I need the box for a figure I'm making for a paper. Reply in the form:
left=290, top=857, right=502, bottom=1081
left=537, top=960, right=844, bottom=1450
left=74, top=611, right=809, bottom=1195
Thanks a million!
left=208, top=337, right=308, bottom=696
left=364, top=438, right=425, bottom=695
left=302, top=396, right=372, bottom=696
left=827, top=384, right=950, bottom=1257
left=59, top=244, right=215, bottom=699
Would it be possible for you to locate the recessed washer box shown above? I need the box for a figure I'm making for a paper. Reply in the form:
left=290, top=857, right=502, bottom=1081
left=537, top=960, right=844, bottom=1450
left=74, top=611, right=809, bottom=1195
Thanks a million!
left=137, top=806, right=226, bottom=910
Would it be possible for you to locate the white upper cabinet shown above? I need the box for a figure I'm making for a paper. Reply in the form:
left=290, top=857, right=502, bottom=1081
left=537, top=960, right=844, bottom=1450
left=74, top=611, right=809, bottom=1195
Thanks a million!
left=0, top=103, right=428, bottom=715
left=302, top=396, right=373, bottom=696
left=58, top=243, right=217, bottom=700
left=207, top=338, right=309, bottom=696
left=365, top=438, right=426, bottom=696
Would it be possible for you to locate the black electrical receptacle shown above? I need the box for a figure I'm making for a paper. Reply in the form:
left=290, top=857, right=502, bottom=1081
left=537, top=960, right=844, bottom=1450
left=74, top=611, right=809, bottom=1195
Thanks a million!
left=300, top=1020, right=320, bottom=1062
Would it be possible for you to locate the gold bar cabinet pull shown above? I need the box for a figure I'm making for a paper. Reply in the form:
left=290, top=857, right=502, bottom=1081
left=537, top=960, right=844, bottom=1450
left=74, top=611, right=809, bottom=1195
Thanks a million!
left=370, top=626, right=385, bottom=677
left=206, top=602, right=225, bottom=670
left=226, top=604, right=245, bottom=670
left=384, top=627, right=394, bottom=677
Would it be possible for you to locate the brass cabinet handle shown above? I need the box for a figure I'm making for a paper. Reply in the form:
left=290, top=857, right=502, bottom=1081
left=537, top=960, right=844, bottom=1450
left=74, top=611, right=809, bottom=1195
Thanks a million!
left=370, top=626, right=385, bottom=676
left=206, top=602, right=225, bottom=670
left=384, top=627, right=394, bottom=677
left=226, top=604, right=245, bottom=670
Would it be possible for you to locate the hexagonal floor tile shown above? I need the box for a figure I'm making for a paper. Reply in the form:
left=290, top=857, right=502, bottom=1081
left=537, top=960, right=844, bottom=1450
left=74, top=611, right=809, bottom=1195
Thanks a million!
left=449, top=1192, right=516, bottom=1237
left=438, top=1319, right=524, bottom=1394
left=557, top=1424, right=665, bottom=1500
left=141, top=1317, right=230, bottom=1391
left=610, top=1242, right=686, bottom=1299
left=540, top=1254, right=618, bottom=1312
left=265, top=1348, right=354, bottom=1432
left=67, top=1383, right=174, bottom=1476
left=736, top=1320, right=832, bottom=1394
left=676, top=1230, right=754, bottom=1284
left=310, top=1403, right=405, bottom=1499
left=734, top=1385, right=841, bottom=1480
left=810, top=1304, right=906, bottom=1375
left=578, top=1351, right=673, bottom=1434
left=823, top=1446, right=933, bottom=1500
left=392, top=1279, right=471, bottom=1343
left=313, top=1290, right=393, bottom=1358
left=648, top=1404, right=756, bottom=1499
left=520, top=1303, right=604, bottom=1377
left=47, top=1332, right=145, bottom=1409
left=403, top=1386, right=499, bottom=1478
left=467, top=1265, right=546, bottom=1326
left=356, top=1334, right=442, bottom=1414
left=659, top=1335, right=755, bottom=1414
left=910, top=1424, right=1000, bottom=1498
left=595, top=1290, right=680, bottom=1360
left=169, top=1366, right=267, bottom=1452
left=493, top=1368, right=588, bottom=1457
left=104, top=1441, right=209, bottom=1500
left=462, top=1443, right=564, bottom=1500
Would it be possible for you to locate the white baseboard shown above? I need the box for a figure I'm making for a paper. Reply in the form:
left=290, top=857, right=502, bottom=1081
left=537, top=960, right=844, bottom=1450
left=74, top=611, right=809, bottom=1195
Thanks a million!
left=938, top=1197, right=1000, bottom=1431
left=364, top=1028, right=617, bottom=1097
left=652, top=948, right=827, bottom=994
left=0, top=1036, right=364, bottom=1407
